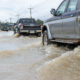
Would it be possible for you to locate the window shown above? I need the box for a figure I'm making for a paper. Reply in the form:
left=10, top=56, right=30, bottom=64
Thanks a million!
left=67, top=0, right=78, bottom=12
left=19, top=19, right=35, bottom=23
left=57, top=0, right=69, bottom=15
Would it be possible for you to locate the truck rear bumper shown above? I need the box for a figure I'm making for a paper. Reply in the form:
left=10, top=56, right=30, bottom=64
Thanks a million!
left=20, top=30, right=41, bottom=33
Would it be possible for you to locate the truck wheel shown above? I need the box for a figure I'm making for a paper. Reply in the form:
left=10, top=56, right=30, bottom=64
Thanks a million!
left=14, top=29, right=16, bottom=34
left=42, top=30, right=50, bottom=46
left=15, top=28, right=20, bottom=36
left=37, top=33, right=41, bottom=37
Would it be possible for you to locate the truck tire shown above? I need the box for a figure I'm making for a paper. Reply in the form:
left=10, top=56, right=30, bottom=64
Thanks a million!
left=37, top=33, right=41, bottom=37
left=14, top=29, right=16, bottom=34
left=14, top=28, right=20, bottom=35
left=42, top=30, right=50, bottom=46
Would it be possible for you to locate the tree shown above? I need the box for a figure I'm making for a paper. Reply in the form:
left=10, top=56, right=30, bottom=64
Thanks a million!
left=36, top=19, right=44, bottom=24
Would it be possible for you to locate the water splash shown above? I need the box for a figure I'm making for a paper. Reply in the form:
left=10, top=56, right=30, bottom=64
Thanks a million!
left=38, top=46, right=80, bottom=80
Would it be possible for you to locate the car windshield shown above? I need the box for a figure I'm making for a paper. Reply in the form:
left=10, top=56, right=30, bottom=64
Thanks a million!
left=19, top=19, right=35, bottom=23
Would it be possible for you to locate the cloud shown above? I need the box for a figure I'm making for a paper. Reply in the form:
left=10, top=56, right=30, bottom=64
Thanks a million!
left=0, top=0, right=63, bottom=22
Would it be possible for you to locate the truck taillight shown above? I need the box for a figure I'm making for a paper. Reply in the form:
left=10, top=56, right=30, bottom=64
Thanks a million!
left=40, top=24, right=42, bottom=27
left=21, top=24, right=23, bottom=29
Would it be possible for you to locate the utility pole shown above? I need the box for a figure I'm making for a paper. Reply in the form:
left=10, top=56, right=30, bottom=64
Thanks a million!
left=28, top=8, right=33, bottom=18
left=10, top=18, right=12, bottom=23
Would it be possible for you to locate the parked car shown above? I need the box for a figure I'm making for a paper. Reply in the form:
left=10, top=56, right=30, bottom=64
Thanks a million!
left=14, top=18, right=41, bottom=37
left=0, top=23, right=8, bottom=31
left=42, top=0, right=80, bottom=45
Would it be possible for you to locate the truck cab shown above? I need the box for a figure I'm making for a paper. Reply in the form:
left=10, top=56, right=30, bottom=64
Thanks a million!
left=42, top=0, right=80, bottom=45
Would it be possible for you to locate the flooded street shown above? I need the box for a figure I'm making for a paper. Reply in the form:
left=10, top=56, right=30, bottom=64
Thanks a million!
left=0, top=31, right=43, bottom=80
left=0, top=31, right=80, bottom=80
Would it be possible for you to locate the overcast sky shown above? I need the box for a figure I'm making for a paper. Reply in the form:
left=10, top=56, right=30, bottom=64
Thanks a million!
left=0, top=0, right=63, bottom=22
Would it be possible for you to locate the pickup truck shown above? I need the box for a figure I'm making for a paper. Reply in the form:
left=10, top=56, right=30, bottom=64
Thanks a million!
left=14, top=18, right=41, bottom=37
left=42, top=0, right=80, bottom=45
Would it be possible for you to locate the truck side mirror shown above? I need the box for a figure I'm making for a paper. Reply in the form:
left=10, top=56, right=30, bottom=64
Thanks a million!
left=50, top=9, right=56, bottom=16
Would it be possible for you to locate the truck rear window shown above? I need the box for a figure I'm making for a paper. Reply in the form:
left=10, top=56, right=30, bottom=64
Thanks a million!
left=19, top=19, right=35, bottom=23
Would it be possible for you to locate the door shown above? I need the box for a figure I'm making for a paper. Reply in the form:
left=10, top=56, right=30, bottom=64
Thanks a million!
left=62, top=0, right=78, bottom=39
left=77, top=0, right=80, bottom=39
left=49, top=0, right=69, bottom=38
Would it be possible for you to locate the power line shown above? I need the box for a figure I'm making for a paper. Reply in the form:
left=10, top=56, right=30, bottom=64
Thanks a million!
left=16, top=14, right=20, bottom=19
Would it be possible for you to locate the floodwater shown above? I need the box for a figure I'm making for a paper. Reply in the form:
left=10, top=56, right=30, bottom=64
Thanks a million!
left=0, top=31, right=80, bottom=80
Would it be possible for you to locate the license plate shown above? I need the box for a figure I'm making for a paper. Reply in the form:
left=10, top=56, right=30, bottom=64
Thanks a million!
left=30, top=31, right=35, bottom=33
left=30, top=24, right=34, bottom=26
